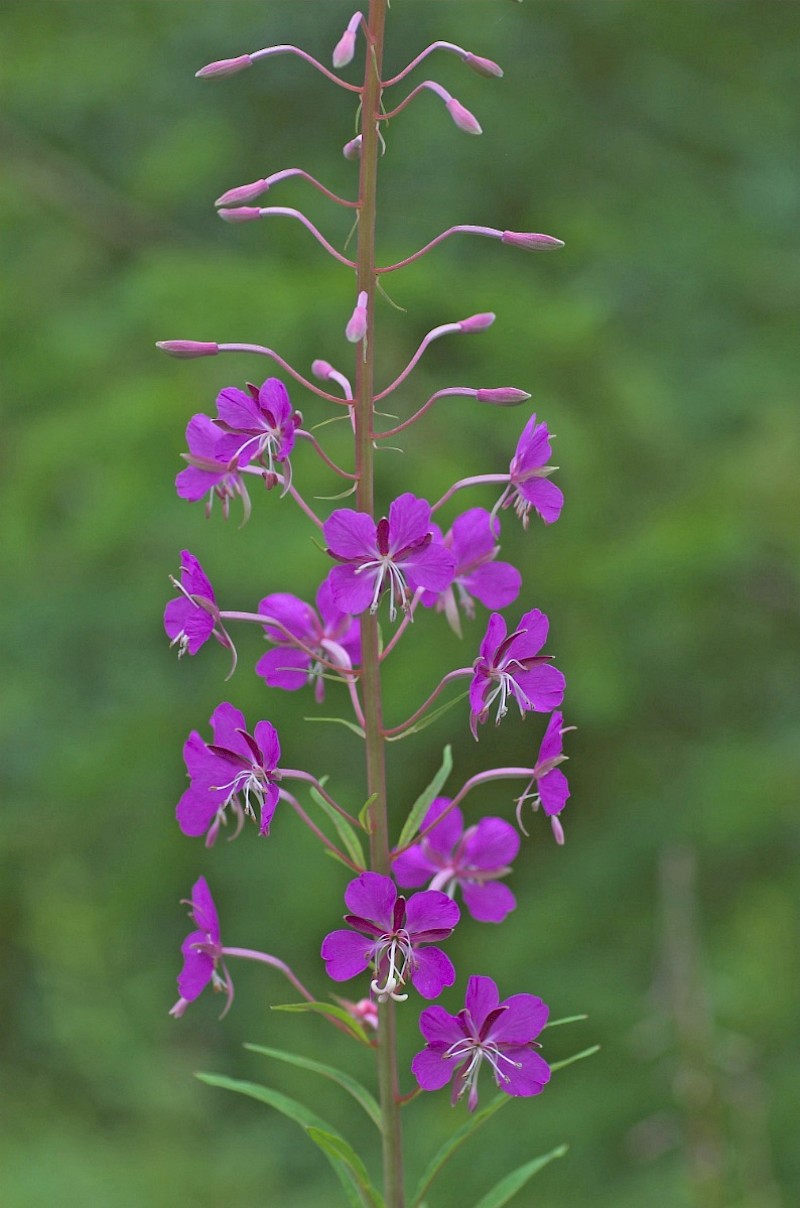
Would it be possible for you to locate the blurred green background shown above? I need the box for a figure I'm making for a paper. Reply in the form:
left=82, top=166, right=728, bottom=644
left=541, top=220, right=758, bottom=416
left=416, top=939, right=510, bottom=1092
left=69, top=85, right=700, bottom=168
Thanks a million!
left=2, top=2, right=798, bottom=1205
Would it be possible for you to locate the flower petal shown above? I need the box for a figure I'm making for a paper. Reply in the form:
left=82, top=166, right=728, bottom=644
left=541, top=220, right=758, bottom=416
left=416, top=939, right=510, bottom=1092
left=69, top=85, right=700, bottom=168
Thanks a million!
left=327, top=565, right=377, bottom=616
left=465, top=561, right=521, bottom=610
left=215, top=385, right=260, bottom=430
left=478, top=612, right=507, bottom=662
left=463, top=817, right=520, bottom=870
left=387, top=493, right=432, bottom=553
left=343, top=872, right=397, bottom=931
left=417, top=1004, right=464, bottom=1047
left=538, top=767, right=570, bottom=816
left=410, top=946, right=456, bottom=999
left=176, top=932, right=214, bottom=1001
left=257, top=377, right=292, bottom=424
left=258, top=593, right=318, bottom=642
left=489, top=993, right=549, bottom=1045
left=512, top=414, right=551, bottom=471
left=419, top=797, right=464, bottom=856
left=404, top=542, right=456, bottom=594
left=405, top=889, right=460, bottom=939
left=461, top=880, right=517, bottom=924
left=537, top=711, right=564, bottom=764
left=176, top=788, right=220, bottom=838
left=464, top=975, right=500, bottom=1031
left=392, top=845, right=437, bottom=887
left=519, top=478, right=564, bottom=525
left=255, top=646, right=311, bottom=692
left=412, top=1046, right=456, bottom=1091
left=324, top=509, right=377, bottom=560
left=189, top=876, right=219, bottom=937
left=320, top=929, right=374, bottom=981
left=514, top=663, right=566, bottom=712
left=498, top=1047, right=551, bottom=1097
left=208, top=702, right=248, bottom=751
left=450, top=507, right=499, bottom=565
left=253, top=720, right=280, bottom=771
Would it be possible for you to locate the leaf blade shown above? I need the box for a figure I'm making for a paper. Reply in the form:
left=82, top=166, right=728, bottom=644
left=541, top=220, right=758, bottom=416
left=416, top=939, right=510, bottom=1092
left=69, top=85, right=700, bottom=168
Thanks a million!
left=309, top=785, right=366, bottom=869
left=244, top=1043, right=381, bottom=1129
left=396, top=744, right=453, bottom=849
left=410, top=1093, right=509, bottom=1208
left=472, top=1144, right=569, bottom=1208
left=270, top=1000, right=372, bottom=1046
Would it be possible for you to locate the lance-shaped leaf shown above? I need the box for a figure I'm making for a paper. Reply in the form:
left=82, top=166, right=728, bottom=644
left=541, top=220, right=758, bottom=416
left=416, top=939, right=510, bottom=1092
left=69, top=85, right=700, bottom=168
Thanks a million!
left=307, top=1128, right=384, bottom=1208
left=396, top=744, right=453, bottom=849
left=309, top=783, right=366, bottom=869
left=549, top=1043, right=600, bottom=1072
left=410, top=1093, right=508, bottom=1208
left=304, top=715, right=366, bottom=739
left=472, top=1144, right=568, bottom=1208
left=245, top=1043, right=381, bottom=1129
left=271, top=1000, right=373, bottom=1046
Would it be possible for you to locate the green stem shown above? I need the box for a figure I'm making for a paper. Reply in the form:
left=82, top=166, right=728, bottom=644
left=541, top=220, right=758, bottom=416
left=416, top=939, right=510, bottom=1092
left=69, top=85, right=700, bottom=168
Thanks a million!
left=354, top=5, right=404, bottom=1207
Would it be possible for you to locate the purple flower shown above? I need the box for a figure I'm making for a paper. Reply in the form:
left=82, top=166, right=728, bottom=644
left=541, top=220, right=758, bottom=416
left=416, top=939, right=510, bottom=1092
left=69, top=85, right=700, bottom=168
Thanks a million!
left=411, top=975, right=551, bottom=1111
left=214, top=377, right=299, bottom=477
left=176, top=413, right=252, bottom=521
left=420, top=508, right=521, bottom=635
left=516, top=711, right=572, bottom=843
left=321, top=871, right=460, bottom=1002
left=393, top=798, right=519, bottom=924
left=469, top=609, right=565, bottom=739
left=164, top=550, right=220, bottom=657
left=323, top=493, right=456, bottom=621
left=177, top=702, right=282, bottom=845
left=503, top=413, right=563, bottom=527
left=256, top=580, right=361, bottom=702
left=169, top=877, right=233, bottom=1018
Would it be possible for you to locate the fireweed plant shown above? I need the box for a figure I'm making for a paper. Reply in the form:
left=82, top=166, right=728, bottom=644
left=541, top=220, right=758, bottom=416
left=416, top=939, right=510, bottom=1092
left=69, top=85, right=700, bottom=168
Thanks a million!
left=159, top=5, right=597, bottom=1205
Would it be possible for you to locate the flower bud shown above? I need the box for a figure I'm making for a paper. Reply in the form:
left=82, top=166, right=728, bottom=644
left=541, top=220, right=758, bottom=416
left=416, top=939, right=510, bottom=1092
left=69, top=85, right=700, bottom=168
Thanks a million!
left=195, top=55, right=253, bottom=79
left=476, top=387, right=531, bottom=406
left=217, top=206, right=262, bottom=223
left=215, top=179, right=269, bottom=207
left=463, top=52, right=504, bottom=79
left=551, top=816, right=565, bottom=846
left=333, top=30, right=356, bottom=68
left=156, top=340, right=219, bottom=359
left=446, top=97, right=482, bottom=136
left=342, top=135, right=362, bottom=161
left=345, top=291, right=369, bottom=343
left=459, top=312, right=496, bottom=333
left=312, top=359, right=335, bottom=380
left=501, top=231, right=565, bottom=251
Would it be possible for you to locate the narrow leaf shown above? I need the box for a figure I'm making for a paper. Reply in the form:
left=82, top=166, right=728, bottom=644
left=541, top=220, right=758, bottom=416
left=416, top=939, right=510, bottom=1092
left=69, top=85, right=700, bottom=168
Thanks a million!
left=550, top=1044, right=600, bottom=1072
left=245, top=1044, right=381, bottom=1129
left=546, top=1013, right=588, bottom=1028
left=385, top=692, right=468, bottom=742
left=396, top=745, right=453, bottom=849
left=359, top=793, right=378, bottom=834
left=309, top=786, right=366, bottom=869
left=410, top=1093, right=508, bottom=1207
left=304, top=715, right=366, bottom=739
left=271, top=1000, right=372, bottom=1046
left=307, top=1128, right=384, bottom=1208
left=472, top=1144, right=568, bottom=1208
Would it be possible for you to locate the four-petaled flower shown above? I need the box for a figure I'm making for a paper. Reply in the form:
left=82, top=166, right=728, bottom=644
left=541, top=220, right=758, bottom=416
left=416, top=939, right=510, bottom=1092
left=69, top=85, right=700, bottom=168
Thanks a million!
left=177, top=702, right=282, bottom=845
left=501, top=413, right=563, bottom=527
left=420, top=508, right=521, bottom=636
left=321, top=871, right=460, bottom=1001
left=214, top=377, right=300, bottom=484
left=323, top=493, right=456, bottom=620
left=411, top=974, right=551, bottom=1111
left=170, top=876, right=233, bottom=1018
left=515, top=711, right=572, bottom=843
left=176, top=413, right=252, bottom=521
left=164, top=549, right=221, bottom=657
left=393, top=797, right=519, bottom=923
left=256, top=580, right=360, bottom=702
left=469, top=608, right=565, bottom=739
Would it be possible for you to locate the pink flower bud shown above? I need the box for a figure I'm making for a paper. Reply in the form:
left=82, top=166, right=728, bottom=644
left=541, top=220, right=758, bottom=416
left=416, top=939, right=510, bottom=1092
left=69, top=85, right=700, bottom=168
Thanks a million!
left=217, top=206, right=262, bottom=223
left=343, top=135, right=362, bottom=161
left=312, top=359, right=335, bottom=380
left=446, top=97, right=482, bottom=136
left=156, top=340, right=219, bottom=359
left=551, top=816, right=565, bottom=846
left=501, top=231, right=565, bottom=251
left=195, top=55, right=253, bottom=80
left=459, top=312, right=496, bottom=333
left=476, top=387, right=531, bottom=405
left=463, top=52, right=504, bottom=79
left=345, top=291, right=369, bottom=343
left=333, top=30, right=356, bottom=68
left=215, top=179, right=269, bottom=207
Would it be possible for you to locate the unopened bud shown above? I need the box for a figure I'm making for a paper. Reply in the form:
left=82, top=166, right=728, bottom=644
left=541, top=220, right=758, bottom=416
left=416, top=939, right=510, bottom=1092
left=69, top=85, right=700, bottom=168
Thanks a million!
left=333, top=30, right=356, bottom=69
left=312, top=358, right=335, bottom=380
left=463, top=52, right=504, bottom=79
left=501, top=231, right=565, bottom=251
left=217, top=206, right=262, bottom=223
left=551, top=816, right=565, bottom=846
left=156, top=340, right=219, bottom=359
left=342, top=135, right=362, bottom=161
left=195, top=55, right=253, bottom=80
left=476, top=387, right=531, bottom=405
left=345, top=291, right=369, bottom=343
left=459, top=312, right=496, bottom=333
left=446, top=97, right=482, bottom=136
left=215, top=179, right=268, bottom=207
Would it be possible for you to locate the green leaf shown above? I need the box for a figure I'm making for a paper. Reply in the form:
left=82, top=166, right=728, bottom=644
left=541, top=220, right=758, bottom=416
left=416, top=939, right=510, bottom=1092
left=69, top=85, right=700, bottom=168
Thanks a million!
left=359, top=792, right=378, bottom=834
left=304, top=715, right=366, bottom=739
left=271, top=1000, right=372, bottom=1046
left=196, top=1074, right=380, bottom=1208
left=307, top=1128, right=384, bottom=1208
left=472, top=1144, right=568, bottom=1208
left=309, top=786, right=366, bottom=869
left=410, top=1093, right=509, bottom=1207
left=385, top=692, right=468, bottom=742
left=546, top=1013, right=589, bottom=1028
left=550, top=1043, right=600, bottom=1072
left=244, top=1044, right=381, bottom=1129
left=396, top=745, right=453, bottom=849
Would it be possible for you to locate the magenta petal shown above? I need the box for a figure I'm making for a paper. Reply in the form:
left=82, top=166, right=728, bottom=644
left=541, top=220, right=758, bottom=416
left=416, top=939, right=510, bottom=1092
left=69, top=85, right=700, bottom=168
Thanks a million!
left=184, top=413, right=223, bottom=459
left=490, top=993, right=549, bottom=1044
left=461, top=880, right=516, bottom=923
left=417, top=1004, right=463, bottom=1047
left=209, top=702, right=247, bottom=751
left=463, top=817, right=520, bottom=869
left=466, top=561, right=521, bottom=610
left=404, top=542, right=456, bottom=594
left=469, top=672, right=490, bottom=720
left=190, top=876, right=219, bottom=937
left=479, top=612, right=507, bottom=662
left=499, top=1048, right=551, bottom=1096
left=176, top=933, right=214, bottom=1001
left=520, top=478, right=564, bottom=525
left=343, top=872, right=397, bottom=929
left=410, top=946, right=456, bottom=999
left=258, top=593, right=317, bottom=642
left=327, top=565, right=376, bottom=616
left=176, top=465, right=218, bottom=501
left=464, top=976, right=500, bottom=1029
left=258, top=377, right=292, bottom=423
left=324, top=508, right=377, bottom=559
left=538, top=711, right=564, bottom=763
left=412, top=1046, right=455, bottom=1091
left=258, top=781, right=279, bottom=836
left=320, top=929, right=373, bottom=981
left=215, top=385, right=259, bottom=430
left=419, top=798, right=464, bottom=855
left=176, top=788, right=219, bottom=837
left=405, top=889, right=460, bottom=938
left=515, top=664, right=566, bottom=711
left=255, top=646, right=311, bottom=691
left=514, top=415, right=551, bottom=469
left=538, top=767, right=570, bottom=815
left=253, top=720, right=280, bottom=770
left=507, top=609, right=549, bottom=659
left=392, top=845, right=437, bottom=887
left=450, top=507, right=499, bottom=563
left=387, top=493, right=432, bottom=552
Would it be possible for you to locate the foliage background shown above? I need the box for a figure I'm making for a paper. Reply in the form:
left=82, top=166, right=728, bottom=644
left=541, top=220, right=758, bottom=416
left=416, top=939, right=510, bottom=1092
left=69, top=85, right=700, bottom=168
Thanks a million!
left=2, top=2, right=798, bottom=1205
